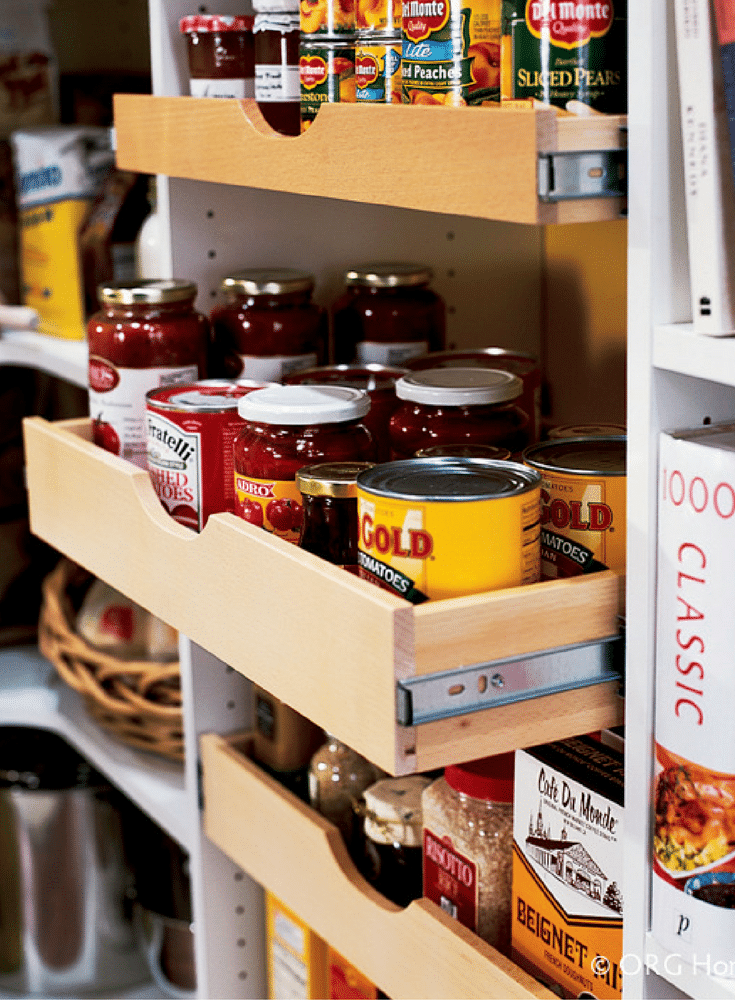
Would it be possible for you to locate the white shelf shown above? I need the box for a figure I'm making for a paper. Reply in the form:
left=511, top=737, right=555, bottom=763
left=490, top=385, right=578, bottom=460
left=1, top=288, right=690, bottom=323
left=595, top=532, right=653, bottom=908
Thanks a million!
left=0, top=644, right=190, bottom=851
left=645, top=934, right=735, bottom=1000
left=0, top=329, right=88, bottom=387
left=654, top=323, right=735, bottom=387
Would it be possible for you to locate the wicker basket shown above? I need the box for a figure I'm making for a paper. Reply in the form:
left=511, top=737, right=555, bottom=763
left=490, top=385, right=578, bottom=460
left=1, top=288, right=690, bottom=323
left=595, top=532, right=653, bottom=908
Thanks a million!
left=38, top=558, right=184, bottom=762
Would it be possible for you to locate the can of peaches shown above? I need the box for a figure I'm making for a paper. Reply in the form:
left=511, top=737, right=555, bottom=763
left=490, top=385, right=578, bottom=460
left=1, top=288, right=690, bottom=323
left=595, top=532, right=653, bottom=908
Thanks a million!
left=401, top=0, right=500, bottom=106
left=146, top=380, right=269, bottom=532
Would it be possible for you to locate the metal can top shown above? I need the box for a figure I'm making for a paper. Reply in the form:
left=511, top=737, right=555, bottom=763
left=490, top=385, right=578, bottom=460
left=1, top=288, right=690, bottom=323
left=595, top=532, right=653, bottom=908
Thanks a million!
left=296, top=461, right=375, bottom=497
left=547, top=422, right=627, bottom=439
left=523, top=436, right=626, bottom=476
left=221, top=268, right=315, bottom=297
left=146, top=379, right=271, bottom=412
left=395, top=367, right=523, bottom=406
left=343, top=262, right=433, bottom=288
left=97, top=279, right=197, bottom=306
left=356, top=458, right=541, bottom=502
left=237, top=383, right=371, bottom=424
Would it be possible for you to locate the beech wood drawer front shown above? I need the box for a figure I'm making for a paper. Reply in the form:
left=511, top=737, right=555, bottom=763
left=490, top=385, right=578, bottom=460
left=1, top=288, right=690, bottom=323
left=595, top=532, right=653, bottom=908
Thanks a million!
left=201, top=732, right=556, bottom=1000
left=23, top=416, right=624, bottom=774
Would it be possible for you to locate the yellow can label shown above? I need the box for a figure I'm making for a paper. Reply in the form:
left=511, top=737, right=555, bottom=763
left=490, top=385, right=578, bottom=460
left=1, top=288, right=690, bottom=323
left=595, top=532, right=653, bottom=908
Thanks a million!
left=357, top=488, right=540, bottom=602
left=536, top=468, right=626, bottom=577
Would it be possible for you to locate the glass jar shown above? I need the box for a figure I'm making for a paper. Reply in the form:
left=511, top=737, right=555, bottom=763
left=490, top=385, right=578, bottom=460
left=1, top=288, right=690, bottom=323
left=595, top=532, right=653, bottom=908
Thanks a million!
left=388, top=367, right=530, bottom=460
left=283, top=363, right=406, bottom=461
left=308, top=735, right=383, bottom=855
left=179, top=14, right=255, bottom=98
left=233, top=384, right=374, bottom=542
left=360, top=774, right=431, bottom=907
left=296, top=461, right=373, bottom=567
left=414, top=443, right=512, bottom=460
left=209, top=268, right=328, bottom=382
left=332, top=263, right=446, bottom=365
left=87, top=279, right=209, bottom=468
left=253, top=0, right=301, bottom=135
left=422, top=752, right=515, bottom=955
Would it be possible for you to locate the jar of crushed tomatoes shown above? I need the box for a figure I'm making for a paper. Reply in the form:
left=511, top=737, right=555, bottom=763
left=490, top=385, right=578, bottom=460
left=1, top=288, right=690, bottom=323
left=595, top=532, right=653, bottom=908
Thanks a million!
left=233, top=384, right=374, bottom=542
left=332, top=262, right=446, bottom=366
left=87, top=279, right=209, bottom=468
left=209, top=268, right=328, bottom=382
left=388, top=367, right=530, bottom=460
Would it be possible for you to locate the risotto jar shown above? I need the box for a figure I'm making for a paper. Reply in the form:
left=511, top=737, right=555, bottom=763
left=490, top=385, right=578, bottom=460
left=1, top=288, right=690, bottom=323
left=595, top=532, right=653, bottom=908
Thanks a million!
left=356, top=457, right=541, bottom=602
left=210, top=268, right=327, bottom=382
left=234, top=384, right=374, bottom=542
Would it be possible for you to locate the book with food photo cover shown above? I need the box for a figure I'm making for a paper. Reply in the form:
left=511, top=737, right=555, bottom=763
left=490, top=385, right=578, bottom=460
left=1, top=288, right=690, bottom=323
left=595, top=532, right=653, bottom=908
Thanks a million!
left=652, top=423, right=735, bottom=976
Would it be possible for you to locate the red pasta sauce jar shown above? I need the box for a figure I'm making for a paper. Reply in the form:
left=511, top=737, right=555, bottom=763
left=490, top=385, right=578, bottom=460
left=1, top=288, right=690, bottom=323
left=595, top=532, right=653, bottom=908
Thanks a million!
left=388, top=367, right=530, bottom=460
left=233, top=384, right=374, bottom=542
left=87, top=279, right=209, bottom=468
left=209, top=267, right=328, bottom=382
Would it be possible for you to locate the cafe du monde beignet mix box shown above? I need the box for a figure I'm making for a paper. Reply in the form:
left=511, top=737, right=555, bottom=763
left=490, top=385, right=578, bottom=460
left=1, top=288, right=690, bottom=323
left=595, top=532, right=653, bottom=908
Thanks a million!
left=512, top=735, right=625, bottom=999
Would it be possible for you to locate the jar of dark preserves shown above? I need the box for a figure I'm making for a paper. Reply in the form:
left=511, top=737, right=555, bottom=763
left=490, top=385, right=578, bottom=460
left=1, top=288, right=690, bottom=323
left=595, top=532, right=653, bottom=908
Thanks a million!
left=360, top=774, right=431, bottom=907
left=253, top=0, right=301, bottom=135
left=233, top=384, right=374, bottom=542
left=388, top=367, right=530, bottom=460
left=87, top=279, right=209, bottom=468
left=296, top=461, right=373, bottom=567
left=284, top=363, right=406, bottom=461
left=209, top=268, right=328, bottom=382
left=332, top=262, right=445, bottom=366
left=179, top=14, right=255, bottom=98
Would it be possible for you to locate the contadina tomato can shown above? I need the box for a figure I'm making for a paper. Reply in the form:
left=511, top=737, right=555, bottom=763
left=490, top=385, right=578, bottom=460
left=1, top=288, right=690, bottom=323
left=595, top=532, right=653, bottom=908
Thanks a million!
left=146, top=379, right=269, bottom=532
left=523, top=435, right=626, bottom=579
left=356, top=458, right=541, bottom=602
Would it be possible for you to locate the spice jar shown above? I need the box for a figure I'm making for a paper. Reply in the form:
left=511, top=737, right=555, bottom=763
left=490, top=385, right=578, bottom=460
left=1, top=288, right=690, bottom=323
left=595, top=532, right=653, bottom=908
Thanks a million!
left=332, top=263, right=446, bottom=365
left=296, top=461, right=373, bottom=567
left=284, top=363, right=406, bottom=461
left=87, top=279, right=209, bottom=468
left=210, top=268, right=328, bottom=382
left=388, top=367, right=530, bottom=460
left=179, top=14, right=255, bottom=98
left=308, top=735, right=383, bottom=856
left=422, top=752, right=515, bottom=955
left=233, top=384, right=374, bottom=542
left=360, top=774, right=431, bottom=907
left=253, top=0, right=301, bottom=135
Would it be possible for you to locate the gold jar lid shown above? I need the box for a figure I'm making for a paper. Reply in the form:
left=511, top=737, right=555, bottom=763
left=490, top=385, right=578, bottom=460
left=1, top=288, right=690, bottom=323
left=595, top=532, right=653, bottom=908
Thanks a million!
left=97, top=279, right=197, bottom=305
left=221, top=268, right=315, bottom=296
left=343, top=262, right=433, bottom=288
left=296, top=461, right=374, bottom=497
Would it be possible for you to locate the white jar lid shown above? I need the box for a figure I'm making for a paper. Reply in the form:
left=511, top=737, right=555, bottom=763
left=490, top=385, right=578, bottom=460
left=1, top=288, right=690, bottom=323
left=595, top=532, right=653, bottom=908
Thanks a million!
left=252, top=0, right=298, bottom=10
left=363, top=775, right=432, bottom=847
left=237, top=384, right=370, bottom=424
left=395, top=367, right=522, bottom=406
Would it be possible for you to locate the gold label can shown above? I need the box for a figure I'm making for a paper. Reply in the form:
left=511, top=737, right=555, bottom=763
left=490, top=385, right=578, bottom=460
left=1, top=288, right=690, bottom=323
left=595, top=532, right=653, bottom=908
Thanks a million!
left=356, top=457, right=541, bottom=602
left=523, top=436, right=626, bottom=579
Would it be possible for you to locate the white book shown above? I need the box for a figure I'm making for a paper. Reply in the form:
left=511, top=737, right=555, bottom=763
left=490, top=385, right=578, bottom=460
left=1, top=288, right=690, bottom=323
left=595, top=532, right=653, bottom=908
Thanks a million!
left=651, top=424, right=735, bottom=974
left=673, top=0, right=735, bottom=336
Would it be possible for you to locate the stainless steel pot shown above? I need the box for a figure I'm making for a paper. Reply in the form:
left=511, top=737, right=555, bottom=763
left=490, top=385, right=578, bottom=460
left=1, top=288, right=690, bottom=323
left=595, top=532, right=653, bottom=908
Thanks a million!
left=0, top=727, right=149, bottom=996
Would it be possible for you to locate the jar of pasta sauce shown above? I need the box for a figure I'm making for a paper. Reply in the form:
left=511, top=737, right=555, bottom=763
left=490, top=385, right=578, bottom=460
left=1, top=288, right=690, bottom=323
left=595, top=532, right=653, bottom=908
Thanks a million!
left=233, top=384, right=374, bottom=542
left=253, top=0, right=301, bottom=135
left=332, top=262, right=445, bottom=365
left=88, top=279, right=209, bottom=468
left=180, top=14, right=255, bottom=98
left=388, top=367, right=530, bottom=460
left=209, top=268, right=328, bottom=382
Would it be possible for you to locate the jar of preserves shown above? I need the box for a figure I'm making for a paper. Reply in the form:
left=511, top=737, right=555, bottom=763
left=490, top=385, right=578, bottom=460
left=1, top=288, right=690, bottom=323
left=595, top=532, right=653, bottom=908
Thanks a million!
left=296, top=461, right=374, bottom=567
left=209, top=268, right=328, bottom=382
left=233, top=384, right=374, bottom=542
left=360, top=774, right=431, bottom=907
left=283, top=363, right=406, bottom=461
left=332, top=263, right=446, bottom=365
left=87, top=279, right=209, bottom=468
left=179, top=14, right=255, bottom=98
left=253, top=0, right=301, bottom=135
left=388, top=367, right=530, bottom=460
left=422, top=752, right=515, bottom=955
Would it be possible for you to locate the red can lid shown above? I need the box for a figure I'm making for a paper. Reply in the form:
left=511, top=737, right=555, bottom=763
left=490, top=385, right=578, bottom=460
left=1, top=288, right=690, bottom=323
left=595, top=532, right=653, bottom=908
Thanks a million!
left=180, top=14, right=254, bottom=33
left=444, top=752, right=515, bottom=803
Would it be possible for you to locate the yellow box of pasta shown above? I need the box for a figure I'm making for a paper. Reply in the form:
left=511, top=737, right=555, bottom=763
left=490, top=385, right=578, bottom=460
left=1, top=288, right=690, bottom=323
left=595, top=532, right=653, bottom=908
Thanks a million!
left=512, top=735, right=625, bottom=999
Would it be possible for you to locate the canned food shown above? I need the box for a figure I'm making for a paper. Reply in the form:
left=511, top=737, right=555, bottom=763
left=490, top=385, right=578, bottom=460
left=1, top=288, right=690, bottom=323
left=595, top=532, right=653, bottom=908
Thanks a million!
left=356, top=458, right=541, bottom=602
left=300, top=36, right=356, bottom=131
left=146, top=379, right=269, bottom=532
left=523, top=436, right=626, bottom=579
left=357, top=0, right=401, bottom=31
left=547, top=422, right=627, bottom=440
left=355, top=33, right=402, bottom=102
left=500, top=0, right=627, bottom=113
